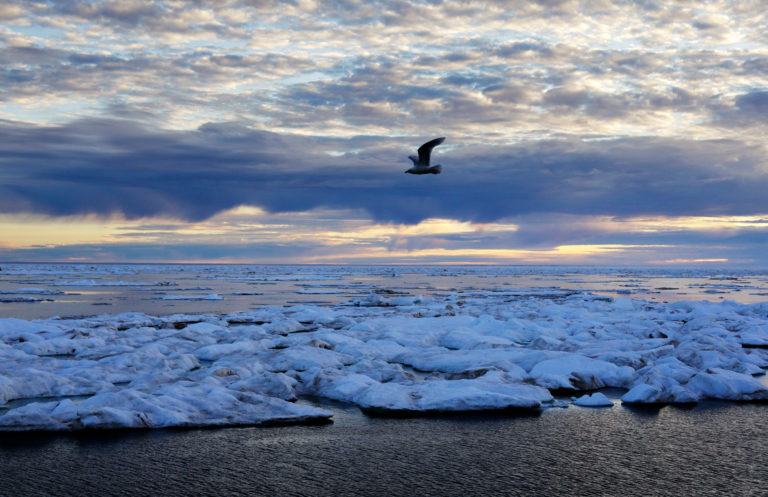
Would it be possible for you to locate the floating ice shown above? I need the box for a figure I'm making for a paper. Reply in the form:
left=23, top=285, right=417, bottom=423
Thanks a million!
left=741, top=326, right=768, bottom=348
left=573, top=392, right=613, bottom=407
left=0, top=288, right=63, bottom=295
left=528, top=354, right=635, bottom=391
left=1, top=288, right=767, bottom=431
left=0, top=386, right=331, bottom=431
left=298, top=369, right=552, bottom=413
left=0, top=296, right=52, bottom=303
left=162, top=294, right=223, bottom=301
left=52, top=280, right=176, bottom=287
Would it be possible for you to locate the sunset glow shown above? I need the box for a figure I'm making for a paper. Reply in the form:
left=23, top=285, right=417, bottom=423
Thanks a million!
left=1, top=1, right=767, bottom=265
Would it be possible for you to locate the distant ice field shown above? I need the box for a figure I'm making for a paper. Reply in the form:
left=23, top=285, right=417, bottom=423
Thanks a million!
left=2, top=263, right=768, bottom=320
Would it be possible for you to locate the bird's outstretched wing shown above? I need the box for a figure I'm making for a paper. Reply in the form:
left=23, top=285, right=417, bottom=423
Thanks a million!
left=417, top=137, right=446, bottom=166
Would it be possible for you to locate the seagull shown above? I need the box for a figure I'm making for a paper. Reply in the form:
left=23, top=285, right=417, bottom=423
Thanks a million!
left=406, top=137, right=445, bottom=174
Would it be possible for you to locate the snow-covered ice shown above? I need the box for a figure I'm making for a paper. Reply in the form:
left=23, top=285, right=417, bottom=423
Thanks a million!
left=1, top=275, right=768, bottom=431
left=0, top=288, right=63, bottom=295
left=573, top=392, right=613, bottom=407
left=0, top=296, right=53, bottom=303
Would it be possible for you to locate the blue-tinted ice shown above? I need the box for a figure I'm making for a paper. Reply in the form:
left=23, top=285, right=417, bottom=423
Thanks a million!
left=1, top=264, right=767, bottom=431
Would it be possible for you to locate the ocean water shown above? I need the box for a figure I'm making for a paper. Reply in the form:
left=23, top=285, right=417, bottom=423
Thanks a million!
left=1, top=264, right=767, bottom=496
left=1, top=400, right=766, bottom=496
left=2, top=263, right=768, bottom=320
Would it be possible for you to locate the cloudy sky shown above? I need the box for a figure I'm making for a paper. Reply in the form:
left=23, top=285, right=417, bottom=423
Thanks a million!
left=1, top=0, right=767, bottom=265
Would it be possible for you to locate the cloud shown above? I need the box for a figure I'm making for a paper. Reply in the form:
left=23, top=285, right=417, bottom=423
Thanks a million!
left=1, top=117, right=767, bottom=225
left=710, top=89, right=768, bottom=128
left=4, top=205, right=768, bottom=264
left=3, top=0, right=768, bottom=265
left=3, top=0, right=768, bottom=146
left=735, top=90, right=768, bottom=120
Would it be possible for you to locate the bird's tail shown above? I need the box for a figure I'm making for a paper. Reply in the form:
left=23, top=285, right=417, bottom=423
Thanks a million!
left=428, top=164, right=442, bottom=174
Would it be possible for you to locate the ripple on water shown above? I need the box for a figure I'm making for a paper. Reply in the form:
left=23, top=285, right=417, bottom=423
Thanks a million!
left=0, top=402, right=766, bottom=497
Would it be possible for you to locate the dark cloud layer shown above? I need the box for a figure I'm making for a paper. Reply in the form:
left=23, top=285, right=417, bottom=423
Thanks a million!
left=1, top=118, right=766, bottom=224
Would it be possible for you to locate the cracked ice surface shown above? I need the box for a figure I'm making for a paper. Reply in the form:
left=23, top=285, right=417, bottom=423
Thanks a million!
left=1, top=292, right=767, bottom=431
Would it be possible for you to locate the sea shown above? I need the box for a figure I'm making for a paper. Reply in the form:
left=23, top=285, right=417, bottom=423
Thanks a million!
left=1, top=263, right=767, bottom=496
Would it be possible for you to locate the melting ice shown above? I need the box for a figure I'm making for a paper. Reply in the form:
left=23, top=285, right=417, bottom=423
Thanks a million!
left=1, top=280, right=767, bottom=431
left=0, top=292, right=768, bottom=430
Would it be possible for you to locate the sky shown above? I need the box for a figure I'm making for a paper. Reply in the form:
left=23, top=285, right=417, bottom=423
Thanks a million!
left=1, top=0, right=767, bottom=265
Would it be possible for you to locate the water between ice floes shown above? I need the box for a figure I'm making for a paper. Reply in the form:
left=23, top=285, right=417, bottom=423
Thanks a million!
left=3, top=263, right=768, bottom=320
left=1, top=264, right=767, bottom=495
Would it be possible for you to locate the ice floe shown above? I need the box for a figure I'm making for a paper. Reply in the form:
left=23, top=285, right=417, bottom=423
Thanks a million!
left=573, top=392, right=613, bottom=407
left=0, top=289, right=767, bottom=431
left=52, top=280, right=176, bottom=287
left=0, top=288, right=63, bottom=295
left=162, top=294, right=223, bottom=301
left=0, top=296, right=53, bottom=303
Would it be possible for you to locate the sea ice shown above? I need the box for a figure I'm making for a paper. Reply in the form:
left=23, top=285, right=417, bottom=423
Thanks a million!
left=0, top=288, right=63, bottom=295
left=0, top=386, right=331, bottom=431
left=53, top=280, right=175, bottom=287
left=297, top=369, right=552, bottom=413
left=162, top=294, right=223, bottom=301
left=1, top=287, right=767, bottom=431
left=528, top=354, right=634, bottom=390
left=0, top=296, right=52, bottom=303
left=573, top=392, right=613, bottom=407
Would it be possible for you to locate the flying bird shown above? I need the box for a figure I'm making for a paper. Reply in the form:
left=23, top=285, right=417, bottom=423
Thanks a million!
left=406, top=137, right=445, bottom=174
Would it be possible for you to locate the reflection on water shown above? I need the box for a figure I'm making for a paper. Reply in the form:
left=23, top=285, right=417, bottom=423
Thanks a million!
left=2, top=264, right=768, bottom=320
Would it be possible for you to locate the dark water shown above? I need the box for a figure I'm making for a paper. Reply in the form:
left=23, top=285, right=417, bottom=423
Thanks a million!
left=1, top=401, right=766, bottom=497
